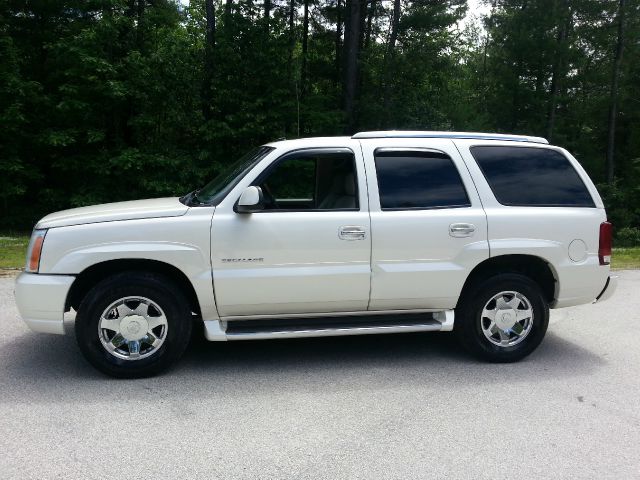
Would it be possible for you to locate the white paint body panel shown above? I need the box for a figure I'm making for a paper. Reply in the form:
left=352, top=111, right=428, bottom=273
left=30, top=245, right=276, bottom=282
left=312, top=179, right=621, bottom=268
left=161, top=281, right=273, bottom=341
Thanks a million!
left=359, top=138, right=489, bottom=310
left=36, top=207, right=218, bottom=323
left=14, top=272, right=75, bottom=334
left=211, top=139, right=371, bottom=317
left=454, top=139, right=610, bottom=307
left=36, top=197, right=188, bottom=229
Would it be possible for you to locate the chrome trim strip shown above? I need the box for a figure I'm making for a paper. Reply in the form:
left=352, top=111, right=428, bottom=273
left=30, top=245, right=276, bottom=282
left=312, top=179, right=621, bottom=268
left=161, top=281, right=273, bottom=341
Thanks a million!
left=352, top=131, right=549, bottom=144
left=225, top=322, right=445, bottom=341
left=222, top=308, right=446, bottom=322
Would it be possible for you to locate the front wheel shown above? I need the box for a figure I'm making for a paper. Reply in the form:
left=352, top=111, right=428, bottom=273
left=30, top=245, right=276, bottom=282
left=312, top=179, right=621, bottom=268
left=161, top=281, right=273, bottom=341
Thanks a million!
left=75, top=272, right=193, bottom=378
left=455, top=274, right=549, bottom=362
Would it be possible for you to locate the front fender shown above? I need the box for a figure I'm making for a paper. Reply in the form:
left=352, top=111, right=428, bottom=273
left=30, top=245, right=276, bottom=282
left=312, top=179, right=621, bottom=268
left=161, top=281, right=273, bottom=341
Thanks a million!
left=46, top=241, right=204, bottom=274
left=37, top=210, right=219, bottom=321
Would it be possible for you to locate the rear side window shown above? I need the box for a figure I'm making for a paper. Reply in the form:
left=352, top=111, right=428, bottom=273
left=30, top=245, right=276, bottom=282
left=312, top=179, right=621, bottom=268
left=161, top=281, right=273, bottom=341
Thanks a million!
left=374, top=149, right=470, bottom=210
left=470, top=146, right=595, bottom=207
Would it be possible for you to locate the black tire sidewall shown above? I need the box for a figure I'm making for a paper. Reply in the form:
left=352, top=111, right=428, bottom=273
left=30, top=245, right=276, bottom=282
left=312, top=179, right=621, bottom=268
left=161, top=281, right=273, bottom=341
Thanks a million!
left=456, top=274, right=549, bottom=362
left=75, top=272, right=192, bottom=378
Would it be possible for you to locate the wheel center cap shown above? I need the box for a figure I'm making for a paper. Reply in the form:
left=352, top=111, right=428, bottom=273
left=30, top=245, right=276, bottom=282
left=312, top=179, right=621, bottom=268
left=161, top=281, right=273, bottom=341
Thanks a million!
left=120, top=315, right=149, bottom=341
left=495, top=309, right=517, bottom=331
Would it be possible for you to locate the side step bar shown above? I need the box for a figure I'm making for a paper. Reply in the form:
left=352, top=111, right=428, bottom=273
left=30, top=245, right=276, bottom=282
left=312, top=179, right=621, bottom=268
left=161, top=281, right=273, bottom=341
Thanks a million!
left=203, top=310, right=454, bottom=341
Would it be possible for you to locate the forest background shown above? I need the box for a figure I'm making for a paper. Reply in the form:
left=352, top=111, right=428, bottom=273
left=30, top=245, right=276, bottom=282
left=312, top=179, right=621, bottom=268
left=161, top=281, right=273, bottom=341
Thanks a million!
left=1, top=0, right=639, bottom=246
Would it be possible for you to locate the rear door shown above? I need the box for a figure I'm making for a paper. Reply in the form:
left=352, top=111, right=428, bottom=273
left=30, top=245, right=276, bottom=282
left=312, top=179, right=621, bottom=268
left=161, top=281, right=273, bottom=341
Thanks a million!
left=361, top=138, right=489, bottom=311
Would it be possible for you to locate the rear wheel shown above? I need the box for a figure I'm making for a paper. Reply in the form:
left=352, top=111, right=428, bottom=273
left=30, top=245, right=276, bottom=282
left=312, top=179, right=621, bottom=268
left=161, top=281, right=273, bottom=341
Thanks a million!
left=455, top=274, right=549, bottom=362
left=75, top=272, right=192, bottom=378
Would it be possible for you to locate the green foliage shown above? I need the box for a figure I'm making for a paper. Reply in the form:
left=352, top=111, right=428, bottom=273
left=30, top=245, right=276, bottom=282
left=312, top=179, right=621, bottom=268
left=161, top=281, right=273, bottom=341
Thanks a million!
left=598, top=168, right=640, bottom=232
left=616, top=228, right=640, bottom=248
left=0, top=0, right=639, bottom=232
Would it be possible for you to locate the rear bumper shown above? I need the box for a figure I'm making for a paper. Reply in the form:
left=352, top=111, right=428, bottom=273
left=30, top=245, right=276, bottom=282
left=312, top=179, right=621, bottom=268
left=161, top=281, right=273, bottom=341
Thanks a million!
left=594, top=275, right=618, bottom=304
left=14, top=272, right=75, bottom=334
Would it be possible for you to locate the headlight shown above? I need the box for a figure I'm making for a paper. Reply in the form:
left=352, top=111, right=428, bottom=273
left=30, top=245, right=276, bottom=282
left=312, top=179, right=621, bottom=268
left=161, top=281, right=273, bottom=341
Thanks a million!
left=25, top=229, right=47, bottom=273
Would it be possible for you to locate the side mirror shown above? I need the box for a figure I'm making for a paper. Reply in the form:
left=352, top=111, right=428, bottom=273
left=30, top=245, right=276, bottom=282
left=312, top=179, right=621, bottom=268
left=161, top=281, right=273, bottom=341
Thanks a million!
left=235, top=186, right=265, bottom=213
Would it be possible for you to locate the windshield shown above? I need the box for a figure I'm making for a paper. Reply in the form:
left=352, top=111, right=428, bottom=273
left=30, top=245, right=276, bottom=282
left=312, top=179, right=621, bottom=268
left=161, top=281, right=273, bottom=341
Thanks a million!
left=190, top=146, right=274, bottom=206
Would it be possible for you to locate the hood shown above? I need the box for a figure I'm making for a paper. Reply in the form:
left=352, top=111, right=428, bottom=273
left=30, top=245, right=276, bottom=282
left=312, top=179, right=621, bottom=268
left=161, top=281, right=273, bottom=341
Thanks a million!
left=36, top=197, right=189, bottom=229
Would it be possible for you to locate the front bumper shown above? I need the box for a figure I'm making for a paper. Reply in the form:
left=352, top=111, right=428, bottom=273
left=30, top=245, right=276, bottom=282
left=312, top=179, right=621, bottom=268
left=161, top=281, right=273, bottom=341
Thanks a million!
left=14, top=272, right=75, bottom=334
left=594, top=275, right=618, bottom=304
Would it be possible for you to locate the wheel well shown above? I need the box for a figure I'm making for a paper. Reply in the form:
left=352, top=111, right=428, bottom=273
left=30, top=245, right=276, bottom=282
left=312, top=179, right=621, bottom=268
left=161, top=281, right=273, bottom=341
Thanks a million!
left=66, top=259, right=202, bottom=316
left=458, top=255, right=557, bottom=306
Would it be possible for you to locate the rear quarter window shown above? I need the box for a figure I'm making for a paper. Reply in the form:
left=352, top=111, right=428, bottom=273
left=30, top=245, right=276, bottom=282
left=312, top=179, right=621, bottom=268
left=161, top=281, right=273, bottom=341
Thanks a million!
left=470, top=146, right=595, bottom=207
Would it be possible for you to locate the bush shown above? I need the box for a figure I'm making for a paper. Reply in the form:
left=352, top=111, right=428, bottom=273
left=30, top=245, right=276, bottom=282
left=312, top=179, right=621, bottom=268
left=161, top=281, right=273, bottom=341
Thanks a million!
left=616, top=227, right=640, bottom=248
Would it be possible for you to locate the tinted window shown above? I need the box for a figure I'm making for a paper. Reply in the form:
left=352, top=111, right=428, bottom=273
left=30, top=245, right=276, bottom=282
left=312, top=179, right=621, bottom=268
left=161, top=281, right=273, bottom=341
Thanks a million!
left=264, top=157, right=316, bottom=200
left=196, top=146, right=274, bottom=205
left=255, top=150, right=358, bottom=211
left=470, top=146, right=595, bottom=207
left=374, top=150, right=470, bottom=210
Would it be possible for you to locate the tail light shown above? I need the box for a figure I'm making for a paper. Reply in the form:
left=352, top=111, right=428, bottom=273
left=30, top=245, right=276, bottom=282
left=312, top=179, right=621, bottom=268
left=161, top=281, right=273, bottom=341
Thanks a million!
left=598, top=222, right=612, bottom=266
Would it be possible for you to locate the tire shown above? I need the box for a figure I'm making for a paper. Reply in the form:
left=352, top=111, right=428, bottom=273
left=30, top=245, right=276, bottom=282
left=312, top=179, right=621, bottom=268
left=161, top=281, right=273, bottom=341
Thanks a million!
left=75, top=272, right=193, bottom=378
left=455, top=273, right=549, bottom=362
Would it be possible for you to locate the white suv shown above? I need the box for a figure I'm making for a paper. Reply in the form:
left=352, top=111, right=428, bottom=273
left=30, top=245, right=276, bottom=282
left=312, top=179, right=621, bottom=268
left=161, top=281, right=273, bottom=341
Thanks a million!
left=15, top=131, right=617, bottom=377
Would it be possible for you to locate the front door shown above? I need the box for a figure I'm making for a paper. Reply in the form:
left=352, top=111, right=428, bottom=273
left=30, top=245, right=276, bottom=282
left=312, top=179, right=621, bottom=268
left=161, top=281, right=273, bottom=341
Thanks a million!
left=211, top=145, right=371, bottom=317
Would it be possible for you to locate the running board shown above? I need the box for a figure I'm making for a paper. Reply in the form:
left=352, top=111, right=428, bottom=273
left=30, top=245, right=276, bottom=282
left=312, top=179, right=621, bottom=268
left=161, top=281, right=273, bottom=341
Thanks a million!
left=203, top=310, right=454, bottom=341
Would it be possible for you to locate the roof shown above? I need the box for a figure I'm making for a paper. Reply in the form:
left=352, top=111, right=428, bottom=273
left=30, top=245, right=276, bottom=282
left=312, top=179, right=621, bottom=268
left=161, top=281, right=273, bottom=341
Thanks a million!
left=351, top=130, right=549, bottom=144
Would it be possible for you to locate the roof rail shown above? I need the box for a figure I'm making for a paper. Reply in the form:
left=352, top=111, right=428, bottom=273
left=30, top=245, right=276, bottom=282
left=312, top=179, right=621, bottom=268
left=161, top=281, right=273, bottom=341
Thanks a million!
left=351, top=131, right=549, bottom=145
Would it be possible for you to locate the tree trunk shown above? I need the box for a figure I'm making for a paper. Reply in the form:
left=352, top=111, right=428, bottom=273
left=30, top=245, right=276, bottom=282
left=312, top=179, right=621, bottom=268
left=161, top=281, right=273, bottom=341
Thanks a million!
left=343, top=0, right=363, bottom=133
left=225, top=0, right=232, bottom=23
left=264, top=0, right=271, bottom=24
left=481, top=1, right=497, bottom=114
left=358, top=0, right=368, bottom=51
left=364, top=0, right=376, bottom=49
left=135, top=0, right=145, bottom=47
left=335, top=0, right=343, bottom=85
left=546, top=0, right=570, bottom=141
left=126, top=0, right=136, bottom=18
left=607, top=0, right=626, bottom=183
left=289, top=0, right=296, bottom=57
left=386, top=0, right=400, bottom=62
left=202, top=0, right=216, bottom=121
left=509, top=60, right=523, bottom=131
left=124, top=0, right=146, bottom=144
left=301, top=0, right=310, bottom=97
left=382, top=0, right=400, bottom=124
left=288, top=0, right=297, bottom=136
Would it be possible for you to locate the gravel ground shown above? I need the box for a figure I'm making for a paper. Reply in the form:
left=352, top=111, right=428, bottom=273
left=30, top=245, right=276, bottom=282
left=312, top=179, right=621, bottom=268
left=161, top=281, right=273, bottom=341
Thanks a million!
left=0, top=271, right=639, bottom=479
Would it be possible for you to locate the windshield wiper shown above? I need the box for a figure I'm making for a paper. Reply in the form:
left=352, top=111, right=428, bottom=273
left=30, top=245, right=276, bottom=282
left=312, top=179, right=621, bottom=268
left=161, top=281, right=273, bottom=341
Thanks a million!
left=180, top=189, right=204, bottom=207
left=192, top=189, right=204, bottom=205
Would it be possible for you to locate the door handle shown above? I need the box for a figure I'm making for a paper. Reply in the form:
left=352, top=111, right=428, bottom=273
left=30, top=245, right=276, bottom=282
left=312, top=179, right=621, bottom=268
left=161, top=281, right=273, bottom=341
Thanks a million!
left=449, top=223, right=476, bottom=237
left=339, top=226, right=366, bottom=241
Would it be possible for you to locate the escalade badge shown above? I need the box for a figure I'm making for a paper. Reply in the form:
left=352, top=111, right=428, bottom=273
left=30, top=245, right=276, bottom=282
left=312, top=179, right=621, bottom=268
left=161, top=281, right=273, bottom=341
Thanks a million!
left=221, top=258, right=264, bottom=263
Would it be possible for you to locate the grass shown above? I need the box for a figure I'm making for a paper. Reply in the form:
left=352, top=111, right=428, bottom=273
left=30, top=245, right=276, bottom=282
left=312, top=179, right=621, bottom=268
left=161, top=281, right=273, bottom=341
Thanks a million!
left=0, top=233, right=639, bottom=270
left=0, top=234, right=29, bottom=270
left=610, top=247, right=640, bottom=270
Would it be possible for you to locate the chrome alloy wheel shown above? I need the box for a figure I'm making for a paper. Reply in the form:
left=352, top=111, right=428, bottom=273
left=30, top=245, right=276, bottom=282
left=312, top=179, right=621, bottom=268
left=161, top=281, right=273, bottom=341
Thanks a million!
left=480, top=291, right=534, bottom=347
left=98, top=296, right=168, bottom=361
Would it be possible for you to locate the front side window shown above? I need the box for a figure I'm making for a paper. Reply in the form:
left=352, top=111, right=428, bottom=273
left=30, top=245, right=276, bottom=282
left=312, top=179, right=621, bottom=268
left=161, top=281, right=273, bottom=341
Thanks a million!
left=470, top=146, right=595, bottom=207
left=374, top=149, right=471, bottom=210
left=195, top=146, right=274, bottom=205
left=254, top=149, right=358, bottom=211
